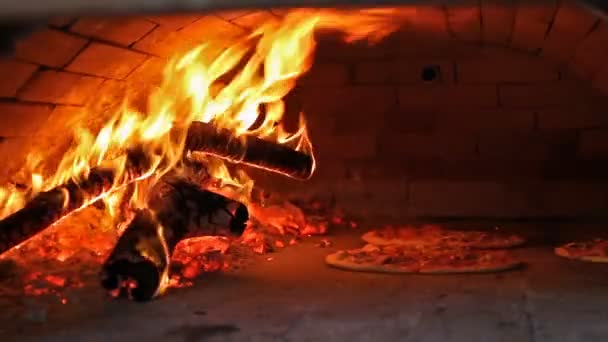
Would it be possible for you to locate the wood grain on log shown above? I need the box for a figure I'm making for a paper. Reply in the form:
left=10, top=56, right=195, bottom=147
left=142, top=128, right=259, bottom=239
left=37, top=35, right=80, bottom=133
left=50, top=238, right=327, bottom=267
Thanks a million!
left=100, top=172, right=248, bottom=301
left=185, top=121, right=314, bottom=180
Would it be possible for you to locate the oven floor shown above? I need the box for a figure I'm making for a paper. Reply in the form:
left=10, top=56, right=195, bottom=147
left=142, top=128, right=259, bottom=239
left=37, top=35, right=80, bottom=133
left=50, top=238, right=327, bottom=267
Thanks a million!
left=3, top=222, right=608, bottom=342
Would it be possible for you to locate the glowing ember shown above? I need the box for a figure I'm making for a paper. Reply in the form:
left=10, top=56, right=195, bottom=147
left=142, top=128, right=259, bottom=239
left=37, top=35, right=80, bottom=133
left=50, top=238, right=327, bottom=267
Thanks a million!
left=0, top=7, right=412, bottom=299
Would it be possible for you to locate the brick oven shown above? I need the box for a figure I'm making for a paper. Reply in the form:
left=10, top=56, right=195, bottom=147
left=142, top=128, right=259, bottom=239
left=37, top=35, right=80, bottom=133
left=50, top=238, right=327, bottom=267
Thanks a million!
left=0, top=1, right=608, bottom=341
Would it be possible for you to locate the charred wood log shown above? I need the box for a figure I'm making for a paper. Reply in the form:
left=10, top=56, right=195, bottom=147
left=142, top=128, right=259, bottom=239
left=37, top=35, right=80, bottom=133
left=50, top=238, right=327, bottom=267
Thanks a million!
left=0, top=150, right=152, bottom=254
left=100, top=175, right=248, bottom=301
left=0, top=121, right=310, bottom=255
left=185, top=121, right=314, bottom=180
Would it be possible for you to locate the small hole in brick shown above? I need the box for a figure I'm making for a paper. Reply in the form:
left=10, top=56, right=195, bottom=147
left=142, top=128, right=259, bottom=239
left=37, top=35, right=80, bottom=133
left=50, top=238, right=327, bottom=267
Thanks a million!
left=421, top=65, right=440, bottom=82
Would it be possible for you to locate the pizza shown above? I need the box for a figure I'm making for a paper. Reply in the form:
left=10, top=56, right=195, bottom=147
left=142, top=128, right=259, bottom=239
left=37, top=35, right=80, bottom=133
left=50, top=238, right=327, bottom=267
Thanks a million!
left=325, top=244, right=522, bottom=274
left=361, top=225, right=525, bottom=249
left=554, top=239, right=608, bottom=263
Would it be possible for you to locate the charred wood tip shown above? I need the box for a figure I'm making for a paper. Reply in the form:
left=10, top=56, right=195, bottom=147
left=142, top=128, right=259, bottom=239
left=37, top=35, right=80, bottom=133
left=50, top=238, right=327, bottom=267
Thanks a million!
left=100, top=209, right=166, bottom=302
left=101, top=259, right=160, bottom=302
left=100, top=182, right=249, bottom=301
left=230, top=203, right=248, bottom=235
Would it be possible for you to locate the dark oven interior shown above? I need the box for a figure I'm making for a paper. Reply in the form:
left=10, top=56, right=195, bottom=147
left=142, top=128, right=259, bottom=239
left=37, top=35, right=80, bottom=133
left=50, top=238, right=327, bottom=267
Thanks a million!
left=1, top=1, right=608, bottom=341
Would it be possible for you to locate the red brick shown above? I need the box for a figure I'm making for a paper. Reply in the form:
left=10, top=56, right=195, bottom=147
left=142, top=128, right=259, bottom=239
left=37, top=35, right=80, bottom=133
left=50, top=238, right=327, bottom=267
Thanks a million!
left=42, top=105, right=86, bottom=136
left=127, top=56, right=167, bottom=85
left=344, top=158, right=412, bottom=179
left=570, top=22, right=608, bottom=81
left=541, top=0, right=599, bottom=63
left=332, top=179, right=409, bottom=218
left=531, top=181, right=608, bottom=217
left=298, top=86, right=397, bottom=121
left=355, top=60, right=454, bottom=84
left=146, top=15, right=200, bottom=30
left=398, top=85, right=498, bottom=108
left=306, top=158, right=346, bottom=180
left=71, top=18, right=156, bottom=46
left=499, top=81, right=595, bottom=107
left=178, top=16, right=244, bottom=48
left=386, top=107, right=533, bottom=135
left=345, top=158, right=541, bottom=181
left=378, top=132, right=477, bottom=159
left=593, top=65, right=608, bottom=95
left=481, top=0, right=516, bottom=45
left=542, top=160, right=608, bottom=180
left=17, top=70, right=104, bottom=105
left=410, top=6, right=452, bottom=40
left=231, top=11, right=277, bottom=29
left=0, top=59, right=37, bottom=98
left=457, top=53, right=559, bottom=83
left=69, top=80, right=129, bottom=129
left=66, top=43, right=148, bottom=79
left=315, top=34, right=391, bottom=62
left=299, top=63, right=350, bottom=87
left=579, top=129, right=608, bottom=158
left=433, top=108, right=535, bottom=131
left=15, top=29, right=88, bottom=68
left=478, top=130, right=577, bottom=160
left=407, top=181, right=523, bottom=217
left=433, top=160, right=542, bottom=181
left=214, top=10, right=252, bottom=21
left=296, top=87, right=396, bottom=145
left=446, top=4, right=482, bottom=43
left=331, top=111, right=387, bottom=136
left=132, top=26, right=191, bottom=57
left=537, top=107, right=608, bottom=130
left=314, top=133, right=378, bottom=160
left=382, top=110, right=436, bottom=134
left=388, top=35, right=491, bottom=59
left=0, top=102, right=53, bottom=136
left=510, top=1, right=557, bottom=53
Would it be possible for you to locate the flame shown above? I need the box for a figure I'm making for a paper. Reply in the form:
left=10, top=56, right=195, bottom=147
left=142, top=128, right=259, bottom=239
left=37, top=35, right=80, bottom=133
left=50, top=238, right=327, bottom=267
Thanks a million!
left=0, top=7, right=413, bottom=296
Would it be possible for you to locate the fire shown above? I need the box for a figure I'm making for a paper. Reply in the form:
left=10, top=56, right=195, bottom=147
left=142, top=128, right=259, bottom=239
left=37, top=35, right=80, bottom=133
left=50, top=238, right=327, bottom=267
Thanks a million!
left=0, top=7, right=413, bottom=298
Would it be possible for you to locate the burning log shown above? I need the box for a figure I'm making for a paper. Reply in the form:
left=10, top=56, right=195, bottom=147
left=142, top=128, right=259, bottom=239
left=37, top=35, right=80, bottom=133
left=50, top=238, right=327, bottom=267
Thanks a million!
left=0, top=151, right=150, bottom=255
left=185, top=121, right=314, bottom=180
left=100, top=174, right=248, bottom=301
left=0, top=121, right=311, bottom=255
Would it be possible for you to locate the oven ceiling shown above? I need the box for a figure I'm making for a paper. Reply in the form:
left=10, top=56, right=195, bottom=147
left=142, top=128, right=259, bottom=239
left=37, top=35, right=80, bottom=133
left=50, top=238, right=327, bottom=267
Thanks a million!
left=0, top=0, right=605, bottom=21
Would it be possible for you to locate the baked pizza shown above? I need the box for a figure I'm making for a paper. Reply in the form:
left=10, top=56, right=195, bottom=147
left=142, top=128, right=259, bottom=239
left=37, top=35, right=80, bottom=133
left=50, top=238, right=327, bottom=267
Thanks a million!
left=325, top=244, right=522, bottom=274
left=361, top=224, right=525, bottom=249
left=554, top=239, right=608, bottom=263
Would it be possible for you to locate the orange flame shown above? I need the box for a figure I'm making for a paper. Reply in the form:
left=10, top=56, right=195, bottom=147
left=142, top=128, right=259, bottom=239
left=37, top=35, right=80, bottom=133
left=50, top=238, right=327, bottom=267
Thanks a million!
left=0, top=7, right=414, bottom=293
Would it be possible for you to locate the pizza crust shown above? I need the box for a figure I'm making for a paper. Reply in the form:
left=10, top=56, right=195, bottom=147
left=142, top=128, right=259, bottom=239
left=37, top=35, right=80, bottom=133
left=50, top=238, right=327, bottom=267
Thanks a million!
left=418, top=259, right=522, bottom=274
left=361, top=226, right=525, bottom=249
left=554, top=241, right=608, bottom=263
left=325, top=245, right=522, bottom=275
left=325, top=251, right=419, bottom=274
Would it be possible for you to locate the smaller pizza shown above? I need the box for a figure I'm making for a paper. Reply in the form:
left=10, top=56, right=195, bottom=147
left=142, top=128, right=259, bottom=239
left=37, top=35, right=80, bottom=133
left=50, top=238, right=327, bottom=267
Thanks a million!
left=361, top=225, right=525, bottom=249
left=325, top=244, right=522, bottom=274
left=554, top=239, right=608, bottom=263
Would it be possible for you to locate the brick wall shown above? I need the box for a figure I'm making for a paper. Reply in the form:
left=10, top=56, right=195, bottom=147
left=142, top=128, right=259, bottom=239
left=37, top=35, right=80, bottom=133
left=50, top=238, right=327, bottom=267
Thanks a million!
left=1, top=2, right=608, bottom=219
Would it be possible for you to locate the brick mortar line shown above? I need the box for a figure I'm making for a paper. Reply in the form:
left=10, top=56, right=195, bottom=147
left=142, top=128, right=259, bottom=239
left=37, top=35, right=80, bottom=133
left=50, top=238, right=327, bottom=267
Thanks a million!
left=564, top=18, right=603, bottom=71
left=123, top=55, right=158, bottom=80
left=442, top=4, right=456, bottom=40
left=505, top=0, right=517, bottom=46
left=536, top=0, right=561, bottom=57
left=10, top=64, right=42, bottom=100
left=128, top=22, right=159, bottom=49
left=55, top=22, right=154, bottom=57
left=478, top=0, right=484, bottom=44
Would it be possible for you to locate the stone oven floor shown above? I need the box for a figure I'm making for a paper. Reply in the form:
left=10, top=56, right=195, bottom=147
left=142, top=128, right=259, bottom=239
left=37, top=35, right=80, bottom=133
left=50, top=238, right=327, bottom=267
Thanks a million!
left=3, top=221, right=608, bottom=342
